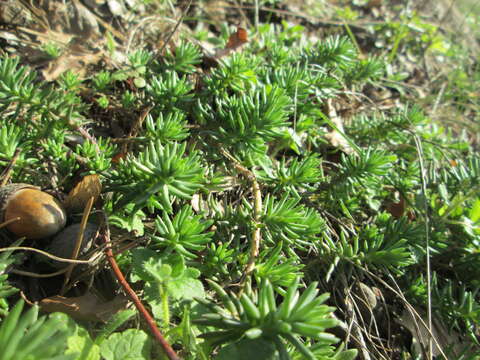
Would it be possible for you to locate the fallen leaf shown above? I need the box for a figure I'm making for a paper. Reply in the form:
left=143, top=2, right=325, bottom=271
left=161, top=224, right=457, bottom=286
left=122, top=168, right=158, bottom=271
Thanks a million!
left=385, top=193, right=406, bottom=218
left=42, top=42, right=102, bottom=81
left=225, top=27, right=248, bottom=50
left=112, top=152, right=128, bottom=163
left=211, top=27, right=249, bottom=61
left=397, top=308, right=474, bottom=358
left=39, top=292, right=129, bottom=322
left=64, top=174, right=102, bottom=214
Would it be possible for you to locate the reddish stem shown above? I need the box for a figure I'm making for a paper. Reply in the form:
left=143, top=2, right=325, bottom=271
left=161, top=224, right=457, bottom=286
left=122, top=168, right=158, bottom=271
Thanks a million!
left=101, top=230, right=179, bottom=360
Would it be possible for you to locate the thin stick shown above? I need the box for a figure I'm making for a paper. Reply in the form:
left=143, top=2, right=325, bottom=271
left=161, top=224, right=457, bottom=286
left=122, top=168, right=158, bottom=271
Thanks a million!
left=413, top=134, right=433, bottom=360
left=0, top=148, right=21, bottom=186
left=61, top=196, right=94, bottom=294
left=100, top=215, right=179, bottom=360
left=156, top=0, right=193, bottom=59
left=76, top=127, right=101, bottom=153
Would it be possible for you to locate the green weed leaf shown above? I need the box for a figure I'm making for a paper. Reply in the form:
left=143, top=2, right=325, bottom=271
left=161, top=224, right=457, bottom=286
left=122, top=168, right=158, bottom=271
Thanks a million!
left=100, top=329, right=151, bottom=360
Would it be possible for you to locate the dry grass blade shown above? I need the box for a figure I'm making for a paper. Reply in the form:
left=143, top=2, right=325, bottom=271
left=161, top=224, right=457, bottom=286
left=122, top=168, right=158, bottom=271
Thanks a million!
left=0, top=217, right=20, bottom=230
left=61, top=196, right=95, bottom=294
left=413, top=134, right=433, bottom=360
left=0, top=246, right=93, bottom=264
left=11, top=267, right=72, bottom=278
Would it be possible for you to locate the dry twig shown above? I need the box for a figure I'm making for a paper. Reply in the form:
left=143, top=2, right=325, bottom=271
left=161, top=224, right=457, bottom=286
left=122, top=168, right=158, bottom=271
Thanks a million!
left=219, top=148, right=263, bottom=289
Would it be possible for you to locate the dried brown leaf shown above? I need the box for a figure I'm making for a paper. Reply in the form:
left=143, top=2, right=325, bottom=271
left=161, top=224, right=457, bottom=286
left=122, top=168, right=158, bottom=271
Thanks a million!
left=214, top=27, right=248, bottom=59
left=39, top=292, right=129, bottom=322
left=42, top=43, right=102, bottom=81
left=397, top=308, right=471, bottom=358
left=385, top=195, right=406, bottom=219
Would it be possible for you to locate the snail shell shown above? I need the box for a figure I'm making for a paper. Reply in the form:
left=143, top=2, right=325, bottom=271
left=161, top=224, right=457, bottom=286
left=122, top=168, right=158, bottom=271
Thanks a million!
left=0, top=184, right=67, bottom=239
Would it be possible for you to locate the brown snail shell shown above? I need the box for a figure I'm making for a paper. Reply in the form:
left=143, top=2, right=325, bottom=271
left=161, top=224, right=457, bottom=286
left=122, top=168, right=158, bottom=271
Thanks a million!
left=0, top=183, right=67, bottom=239
left=46, top=223, right=97, bottom=269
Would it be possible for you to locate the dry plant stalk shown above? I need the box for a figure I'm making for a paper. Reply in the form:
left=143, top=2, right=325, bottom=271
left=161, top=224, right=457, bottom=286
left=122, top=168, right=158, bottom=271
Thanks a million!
left=219, top=148, right=263, bottom=289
